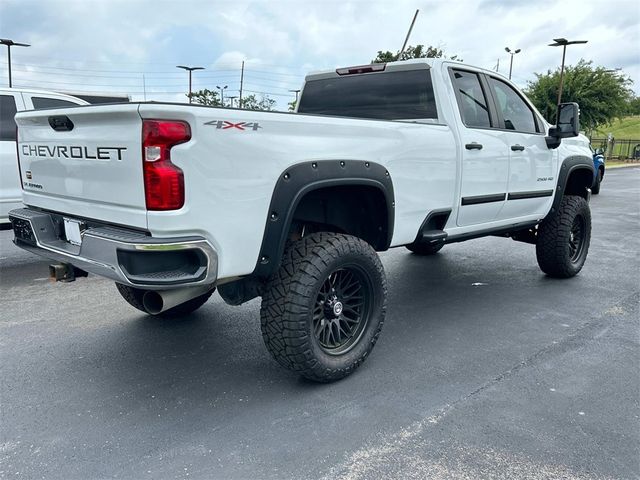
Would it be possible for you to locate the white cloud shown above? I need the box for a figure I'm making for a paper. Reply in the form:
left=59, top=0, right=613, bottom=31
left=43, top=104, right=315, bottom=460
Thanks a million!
left=0, top=0, right=637, bottom=109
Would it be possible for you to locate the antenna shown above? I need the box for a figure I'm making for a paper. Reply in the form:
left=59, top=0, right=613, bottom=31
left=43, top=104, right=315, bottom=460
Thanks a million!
left=398, top=9, right=419, bottom=59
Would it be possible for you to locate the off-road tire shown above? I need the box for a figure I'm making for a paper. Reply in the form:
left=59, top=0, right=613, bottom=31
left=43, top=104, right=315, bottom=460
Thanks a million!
left=260, top=232, right=387, bottom=382
left=406, top=242, right=444, bottom=255
left=115, top=283, right=215, bottom=317
left=536, top=195, right=591, bottom=278
left=592, top=169, right=602, bottom=194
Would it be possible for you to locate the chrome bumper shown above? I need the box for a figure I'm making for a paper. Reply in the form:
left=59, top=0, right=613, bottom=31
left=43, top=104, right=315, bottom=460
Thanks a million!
left=9, top=208, right=218, bottom=290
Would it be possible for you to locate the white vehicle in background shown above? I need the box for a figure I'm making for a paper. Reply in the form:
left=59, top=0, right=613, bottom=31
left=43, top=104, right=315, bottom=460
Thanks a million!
left=0, top=88, right=88, bottom=226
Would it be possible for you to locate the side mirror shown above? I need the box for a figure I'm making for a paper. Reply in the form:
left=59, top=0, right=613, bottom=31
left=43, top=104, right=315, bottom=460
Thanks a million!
left=546, top=102, right=580, bottom=149
left=556, top=102, right=580, bottom=137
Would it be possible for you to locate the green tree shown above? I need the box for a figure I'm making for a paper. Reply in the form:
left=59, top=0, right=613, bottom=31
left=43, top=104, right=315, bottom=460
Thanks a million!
left=288, top=99, right=297, bottom=112
left=372, top=44, right=461, bottom=63
left=525, top=60, right=634, bottom=133
left=626, top=96, right=640, bottom=116
left=239, top=94, right=276, bottom=111
left=188, top=88, right=222, bottom=106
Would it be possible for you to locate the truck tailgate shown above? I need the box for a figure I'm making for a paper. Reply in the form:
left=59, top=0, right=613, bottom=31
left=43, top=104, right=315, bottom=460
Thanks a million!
left=15, top=104, right=147, bottom=229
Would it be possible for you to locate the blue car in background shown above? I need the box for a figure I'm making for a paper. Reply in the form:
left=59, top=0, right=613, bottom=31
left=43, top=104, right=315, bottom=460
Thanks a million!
left=590, top=144, right=605, bottom=194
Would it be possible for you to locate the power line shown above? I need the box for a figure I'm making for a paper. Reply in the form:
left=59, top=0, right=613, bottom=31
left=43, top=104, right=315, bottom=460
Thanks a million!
left=6, top=77, right=191, bottom=87
left=8, top=71, right=300, bottom=87
left=1, top=69, right=302, bottom=92
left=5, top=64, right=306, bottom=84
left=243, top=89, right=293, bottom=98
left=9, top=77, right=297, bottom=98
left=4, top=58, right=306, bottom=105
left=243, top=69, right=305, bottom=78
left=8, top=63, right=241, bottom=75
left=5, top=78, right=301, bottom=93
left=243, top=82, right=299, bottom=93
left=8, top=55, right=307, bottom=70
left=12, top=85, right=186, bottom=95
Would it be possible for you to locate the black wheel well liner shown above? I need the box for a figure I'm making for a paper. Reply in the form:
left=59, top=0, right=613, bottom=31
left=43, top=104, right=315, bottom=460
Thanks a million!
left=252, top=160, right=394, bottom=279
left=550, top=155, right=594, bottom=214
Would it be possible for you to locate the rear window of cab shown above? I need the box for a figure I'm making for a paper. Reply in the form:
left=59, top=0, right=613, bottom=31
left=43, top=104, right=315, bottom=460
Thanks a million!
left=298, top=69, right=438, bottom=121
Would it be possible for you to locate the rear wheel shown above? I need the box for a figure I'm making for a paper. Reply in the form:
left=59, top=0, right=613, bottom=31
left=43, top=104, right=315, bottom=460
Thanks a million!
left=536, top=195, right=591, bottom=278
left=115, top=283, right=215, bottom=316
left=260, top=232, right=386, bottom=382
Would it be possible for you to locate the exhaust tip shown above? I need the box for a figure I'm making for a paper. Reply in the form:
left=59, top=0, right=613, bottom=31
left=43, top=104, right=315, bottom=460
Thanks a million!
left=142, top=291, right=164, bottom=315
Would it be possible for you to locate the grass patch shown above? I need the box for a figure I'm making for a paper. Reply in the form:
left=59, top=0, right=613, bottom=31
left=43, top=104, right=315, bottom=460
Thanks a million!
left=594, top=116, right=640, bottom=139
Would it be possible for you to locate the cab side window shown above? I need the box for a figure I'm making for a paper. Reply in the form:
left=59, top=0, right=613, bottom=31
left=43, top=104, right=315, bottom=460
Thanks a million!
left=451, top=70, right=492, bottom=128
left=488, top=77, right=538, bottom=133
left=0, top=95, right=18, bottom=141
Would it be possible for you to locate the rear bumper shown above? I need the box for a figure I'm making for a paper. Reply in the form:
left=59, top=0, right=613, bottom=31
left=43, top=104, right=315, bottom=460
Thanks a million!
left=9, top=207, right=218, bottom=290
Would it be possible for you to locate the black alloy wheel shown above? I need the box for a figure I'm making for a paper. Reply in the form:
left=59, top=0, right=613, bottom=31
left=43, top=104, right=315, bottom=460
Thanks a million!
left=313, top=266, right=372, bottom=355
left=568, top=215, right=587, bottom=263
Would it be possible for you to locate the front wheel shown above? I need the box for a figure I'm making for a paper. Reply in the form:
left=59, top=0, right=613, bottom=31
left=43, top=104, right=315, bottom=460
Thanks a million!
left=536, top=195, right=591, bottom=278
left=260, top=232, right=387, bottom=382
left=592, top=169, right=602, bottom=194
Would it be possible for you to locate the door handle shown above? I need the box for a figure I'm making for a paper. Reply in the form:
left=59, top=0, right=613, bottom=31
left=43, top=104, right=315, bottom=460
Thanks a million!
left=465, top=143, right=483, bottom=150
left=511, top=144, right=525, bottom=151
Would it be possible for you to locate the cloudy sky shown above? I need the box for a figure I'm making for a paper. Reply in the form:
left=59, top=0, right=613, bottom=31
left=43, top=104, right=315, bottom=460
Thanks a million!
left=1, top=0, right=638, bottom=108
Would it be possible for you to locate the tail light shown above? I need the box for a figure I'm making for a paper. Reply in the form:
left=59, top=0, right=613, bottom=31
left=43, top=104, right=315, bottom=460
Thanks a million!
left=142, top=119, right=191, bottom=210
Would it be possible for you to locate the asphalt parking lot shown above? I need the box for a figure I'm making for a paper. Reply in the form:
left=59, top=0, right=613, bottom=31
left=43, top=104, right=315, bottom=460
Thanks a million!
left=1, top=167, right=638, bottom=480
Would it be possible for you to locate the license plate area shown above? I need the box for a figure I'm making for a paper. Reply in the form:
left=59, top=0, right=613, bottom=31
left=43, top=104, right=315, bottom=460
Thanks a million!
left=63, top=218, right=85, bottom=246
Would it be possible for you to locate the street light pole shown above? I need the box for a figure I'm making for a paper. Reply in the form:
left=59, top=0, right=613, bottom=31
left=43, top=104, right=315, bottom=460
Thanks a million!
left=216, top=85, right=228, bottom=107
left=176, top=65, right=205, bottom=103
left=0, top=39, right=30, bottom=88
left=548, top=38, right=588, bottom=115
left=504, top=47, right=521, bottom=80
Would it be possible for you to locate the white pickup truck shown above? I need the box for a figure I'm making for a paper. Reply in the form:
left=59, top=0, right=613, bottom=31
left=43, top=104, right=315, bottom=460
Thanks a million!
left=0, top=88, right=88, bottom=226
left=10, top=59, right=594, bottom=382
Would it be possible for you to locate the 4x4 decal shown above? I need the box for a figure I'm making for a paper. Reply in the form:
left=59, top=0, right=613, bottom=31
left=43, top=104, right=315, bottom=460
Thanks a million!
left=204, top=120, right=262, bottom=131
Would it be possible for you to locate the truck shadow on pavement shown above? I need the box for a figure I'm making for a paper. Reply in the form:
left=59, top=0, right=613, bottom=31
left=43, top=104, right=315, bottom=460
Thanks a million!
left=68, top=242, right=597, bottom=411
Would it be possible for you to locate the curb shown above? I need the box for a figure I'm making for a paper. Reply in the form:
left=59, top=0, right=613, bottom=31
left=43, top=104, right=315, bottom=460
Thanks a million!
left=606, top=163, right=640, bottom=170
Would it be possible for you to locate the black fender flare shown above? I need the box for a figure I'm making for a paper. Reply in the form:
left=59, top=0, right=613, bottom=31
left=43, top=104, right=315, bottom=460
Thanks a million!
left=252, top=160, right=395, bottom=279
left=551, top=155, right=594, bottom=214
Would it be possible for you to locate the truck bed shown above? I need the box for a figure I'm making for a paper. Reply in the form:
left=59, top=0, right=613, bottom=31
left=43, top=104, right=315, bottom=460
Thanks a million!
left=16, top=102, right=457, bottom=279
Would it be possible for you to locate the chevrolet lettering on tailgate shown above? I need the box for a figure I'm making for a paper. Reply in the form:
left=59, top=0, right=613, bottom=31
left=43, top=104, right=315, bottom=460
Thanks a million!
left=20, top=144, right=127, bottom=161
